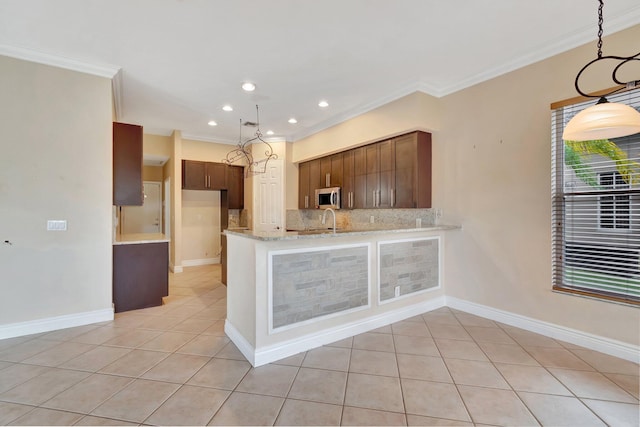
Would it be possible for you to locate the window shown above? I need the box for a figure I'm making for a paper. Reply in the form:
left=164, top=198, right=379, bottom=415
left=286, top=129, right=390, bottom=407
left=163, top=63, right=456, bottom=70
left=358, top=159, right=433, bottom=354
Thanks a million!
left=551, top=89, right=640, bottom=305
left=599, top=172, right=630, bottom=230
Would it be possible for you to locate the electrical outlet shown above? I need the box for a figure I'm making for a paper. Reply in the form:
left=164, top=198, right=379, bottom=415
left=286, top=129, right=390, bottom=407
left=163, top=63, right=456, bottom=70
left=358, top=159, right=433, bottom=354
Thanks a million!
left=416, top=218, right=422, bottom=228
left=394, top=286, right=400, bottom=298
left=370, top=215, right=375, bottom=224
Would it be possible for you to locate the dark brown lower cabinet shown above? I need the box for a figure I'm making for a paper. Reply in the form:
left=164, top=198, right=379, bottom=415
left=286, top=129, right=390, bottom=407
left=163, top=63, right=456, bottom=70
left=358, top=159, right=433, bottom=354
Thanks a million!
left=113, top=242, right=168, bottom=313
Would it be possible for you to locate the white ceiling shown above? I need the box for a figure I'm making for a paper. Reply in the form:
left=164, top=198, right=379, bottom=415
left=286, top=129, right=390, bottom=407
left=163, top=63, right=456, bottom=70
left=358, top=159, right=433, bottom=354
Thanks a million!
left=1, top=0, right=640, bottom=144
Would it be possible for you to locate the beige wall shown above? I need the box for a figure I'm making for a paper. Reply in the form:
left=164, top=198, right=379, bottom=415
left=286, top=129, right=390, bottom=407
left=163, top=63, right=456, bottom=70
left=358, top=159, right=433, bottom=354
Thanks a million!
left=143, top=134, right=172, bottom=158
left=143, top=165, right=163, bottom=182
left=0, top=55, right=113, bottom=324
left=437, top=24, right=640, bottom=346
left=292, top=91, right=442, bottom=163
left=182, top=190, right=222, bottom=262
left=182, top=138, right=233, bottom=162
left=282, top=24, right=640, bottom=346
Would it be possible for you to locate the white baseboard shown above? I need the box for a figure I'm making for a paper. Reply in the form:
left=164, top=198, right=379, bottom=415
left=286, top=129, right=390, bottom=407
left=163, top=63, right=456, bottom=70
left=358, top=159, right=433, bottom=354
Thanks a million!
left=224, top=320, right=257, bottom=366
left=446, top=296, right=640, bottom=363
left=182, top=257, right=220, bottom=267
left=0, top=308, right=114, bottom=340
left=170, top=264, right=183, bottom=273
left=227, top=296, right=446, bottom=367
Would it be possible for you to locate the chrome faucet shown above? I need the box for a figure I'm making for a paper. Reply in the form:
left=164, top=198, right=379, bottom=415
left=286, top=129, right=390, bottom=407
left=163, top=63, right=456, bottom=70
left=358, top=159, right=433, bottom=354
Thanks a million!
left=322, top=208, right=337, bottom=233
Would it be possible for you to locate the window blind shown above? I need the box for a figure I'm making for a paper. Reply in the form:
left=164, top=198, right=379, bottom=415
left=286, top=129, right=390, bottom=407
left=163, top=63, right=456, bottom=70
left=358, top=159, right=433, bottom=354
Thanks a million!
left=551, top=88, right=640, bottom=305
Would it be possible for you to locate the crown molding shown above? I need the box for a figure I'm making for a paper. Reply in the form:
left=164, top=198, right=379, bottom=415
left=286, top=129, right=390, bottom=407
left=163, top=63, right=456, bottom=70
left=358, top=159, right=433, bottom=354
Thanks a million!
left=0, top=44, right=121, bottom=78
left=181, top=132, right=238, bottom=145
left=436, top=7, right=640, bottom=97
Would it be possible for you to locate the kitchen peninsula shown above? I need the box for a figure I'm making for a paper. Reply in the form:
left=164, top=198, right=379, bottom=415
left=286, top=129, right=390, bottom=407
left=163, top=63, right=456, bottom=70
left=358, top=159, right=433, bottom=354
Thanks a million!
left=224, top=225, right=458, bottom=366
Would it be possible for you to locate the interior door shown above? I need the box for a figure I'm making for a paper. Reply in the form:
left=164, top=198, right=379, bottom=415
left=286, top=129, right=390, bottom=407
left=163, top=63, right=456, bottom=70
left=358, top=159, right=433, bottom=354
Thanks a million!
left=122, top=181, right=162, bottom=234
left=253, top=159, right=284, bottom=232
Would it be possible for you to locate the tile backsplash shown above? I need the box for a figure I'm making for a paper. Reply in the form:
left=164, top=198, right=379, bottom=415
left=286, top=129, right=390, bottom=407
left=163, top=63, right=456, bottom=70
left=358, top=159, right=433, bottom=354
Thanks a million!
left=286, top=208, right=438, bottom=231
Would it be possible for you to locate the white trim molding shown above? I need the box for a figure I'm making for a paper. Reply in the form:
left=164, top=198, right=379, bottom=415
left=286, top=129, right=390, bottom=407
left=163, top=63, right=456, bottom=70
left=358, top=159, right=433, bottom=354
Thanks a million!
left=446, top=296, right=640, bottom=363
left=0, top=308, right=114, bottom=340
left=182, top=257, right=220, bottom=267
left=0, top=44, right=121, bottom=78
left=229, top=296, right=446, bottom=367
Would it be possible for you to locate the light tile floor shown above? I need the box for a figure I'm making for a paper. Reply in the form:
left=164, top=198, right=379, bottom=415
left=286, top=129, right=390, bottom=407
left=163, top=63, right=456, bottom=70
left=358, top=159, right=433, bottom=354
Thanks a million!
left=0, top=265, right=638, bottom=426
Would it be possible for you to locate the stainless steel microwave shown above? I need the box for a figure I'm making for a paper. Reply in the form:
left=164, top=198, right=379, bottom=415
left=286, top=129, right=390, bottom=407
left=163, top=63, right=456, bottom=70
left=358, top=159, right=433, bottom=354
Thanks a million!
left=315, top=187, right=341, bottom=209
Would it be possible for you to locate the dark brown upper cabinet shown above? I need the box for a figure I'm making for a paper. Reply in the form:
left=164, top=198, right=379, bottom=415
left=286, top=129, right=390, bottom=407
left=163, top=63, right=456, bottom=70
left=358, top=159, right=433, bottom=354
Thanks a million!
left=298, top=158, right=322, bottom=209
left=342, top=150, right=355, bottom=209
left=298, top=161, right=311, bottom=209
left=298, top=131, right=432, bottom=210
left=182, top=160, right=227, bottom=190
left=226, top=165, right=244, bottom=209
left=113, top=122, right=143, bottom=206
left=393, top=131, right=432, bottom=208
left=320, top=153, right=343, bottom=188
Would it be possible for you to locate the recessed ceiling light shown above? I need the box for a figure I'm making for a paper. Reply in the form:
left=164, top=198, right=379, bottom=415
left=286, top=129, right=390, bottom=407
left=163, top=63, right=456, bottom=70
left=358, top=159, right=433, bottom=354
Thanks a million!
left=318, top=100, right=329, bottom=108
left=288, top=118, right=297, bottom=124
left=207, top=120, right=217, bottom=126
left=222, top=105, right=233, bottom=112
left=242, top=82, right=256, bottom=92
left=266, top=130, right=274, bottom=135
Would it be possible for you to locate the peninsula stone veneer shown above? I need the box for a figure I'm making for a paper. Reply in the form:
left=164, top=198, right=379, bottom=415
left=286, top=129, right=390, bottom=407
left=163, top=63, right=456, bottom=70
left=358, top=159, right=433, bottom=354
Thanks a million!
left=270, top=245, right=369, bottom=329
left=379, top=237, right=440, bottom=301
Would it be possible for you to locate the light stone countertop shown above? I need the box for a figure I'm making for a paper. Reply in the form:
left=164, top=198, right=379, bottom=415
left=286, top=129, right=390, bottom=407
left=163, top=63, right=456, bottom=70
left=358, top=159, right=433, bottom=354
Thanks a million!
left=113, top=233, right=171, bottom=245
left=223, top=224, right=460, bottom=241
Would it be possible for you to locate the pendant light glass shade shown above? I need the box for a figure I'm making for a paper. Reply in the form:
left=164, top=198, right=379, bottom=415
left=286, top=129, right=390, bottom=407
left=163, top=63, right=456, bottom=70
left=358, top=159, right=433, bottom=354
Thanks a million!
left=563, top=100, right=640, bottom=141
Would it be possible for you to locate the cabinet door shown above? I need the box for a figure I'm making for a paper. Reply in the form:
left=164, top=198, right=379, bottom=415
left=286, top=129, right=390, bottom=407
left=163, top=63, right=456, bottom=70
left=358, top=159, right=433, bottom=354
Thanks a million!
left=364, top=144, right=379, bottom=208
left=298, top=161, right=311, bottom=209
left=393, top=131, right=432, bottom=208
left=330, top=153, right=343, bottom=187
left=308, top=159, right=322, bottom=198
left=342, top=151, right=354, bottom=209
left=227, top=165, right=244, bottom=209
left=377, top=140, right=394, bottom=208
left=113, top=122, right=143, bottom=205
left=320, top=157, right=332, bottom=188
left=207, top=162, right=227, bottom=190
left=182, top=160, right=207, bottom=190
left=353, top=147, right=367, bottom=209
left=394, top=133, right=418, bottom=208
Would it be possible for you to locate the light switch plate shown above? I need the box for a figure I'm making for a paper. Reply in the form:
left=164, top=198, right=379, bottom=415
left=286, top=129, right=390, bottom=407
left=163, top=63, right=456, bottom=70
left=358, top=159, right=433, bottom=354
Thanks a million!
left=47, top=220, right=67, bottom=231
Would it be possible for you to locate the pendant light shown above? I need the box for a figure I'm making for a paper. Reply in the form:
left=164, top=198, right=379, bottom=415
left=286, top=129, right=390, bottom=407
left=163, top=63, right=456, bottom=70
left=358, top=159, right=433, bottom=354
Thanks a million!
left=223, top=105, right=278, bottom=176
left=563, top=0, right=640, bottom=141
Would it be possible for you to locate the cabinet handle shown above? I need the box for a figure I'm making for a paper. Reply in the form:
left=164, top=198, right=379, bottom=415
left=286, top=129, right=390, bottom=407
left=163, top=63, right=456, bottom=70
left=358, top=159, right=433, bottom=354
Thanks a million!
left=391, top=189, right=395, bottom=207
left=326, top=173, right=330, bottom=188
left=372, top=191, right=376, bottom=207
left=208, top=176, right=211, bottom=188
left=204, top=175, right=207, bottom=187
left=305, top=195, right=309, bottom=209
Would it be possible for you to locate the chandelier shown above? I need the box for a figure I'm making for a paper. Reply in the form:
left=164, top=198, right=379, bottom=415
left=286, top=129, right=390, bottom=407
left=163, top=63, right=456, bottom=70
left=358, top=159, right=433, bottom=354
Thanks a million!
left=223, top=105, right=278, bottom=176
left=562, top=0, right=640, bottom=141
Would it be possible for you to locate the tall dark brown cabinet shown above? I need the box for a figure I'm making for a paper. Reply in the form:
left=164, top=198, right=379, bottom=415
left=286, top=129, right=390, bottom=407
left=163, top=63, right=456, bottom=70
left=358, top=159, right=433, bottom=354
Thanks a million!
left=113, top=122, right=143, bottom=206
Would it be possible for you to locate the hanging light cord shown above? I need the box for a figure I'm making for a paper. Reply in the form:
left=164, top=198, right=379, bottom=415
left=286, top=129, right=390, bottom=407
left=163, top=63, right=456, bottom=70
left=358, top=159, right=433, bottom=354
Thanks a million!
left=573, top=0, right=639, bottom=99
